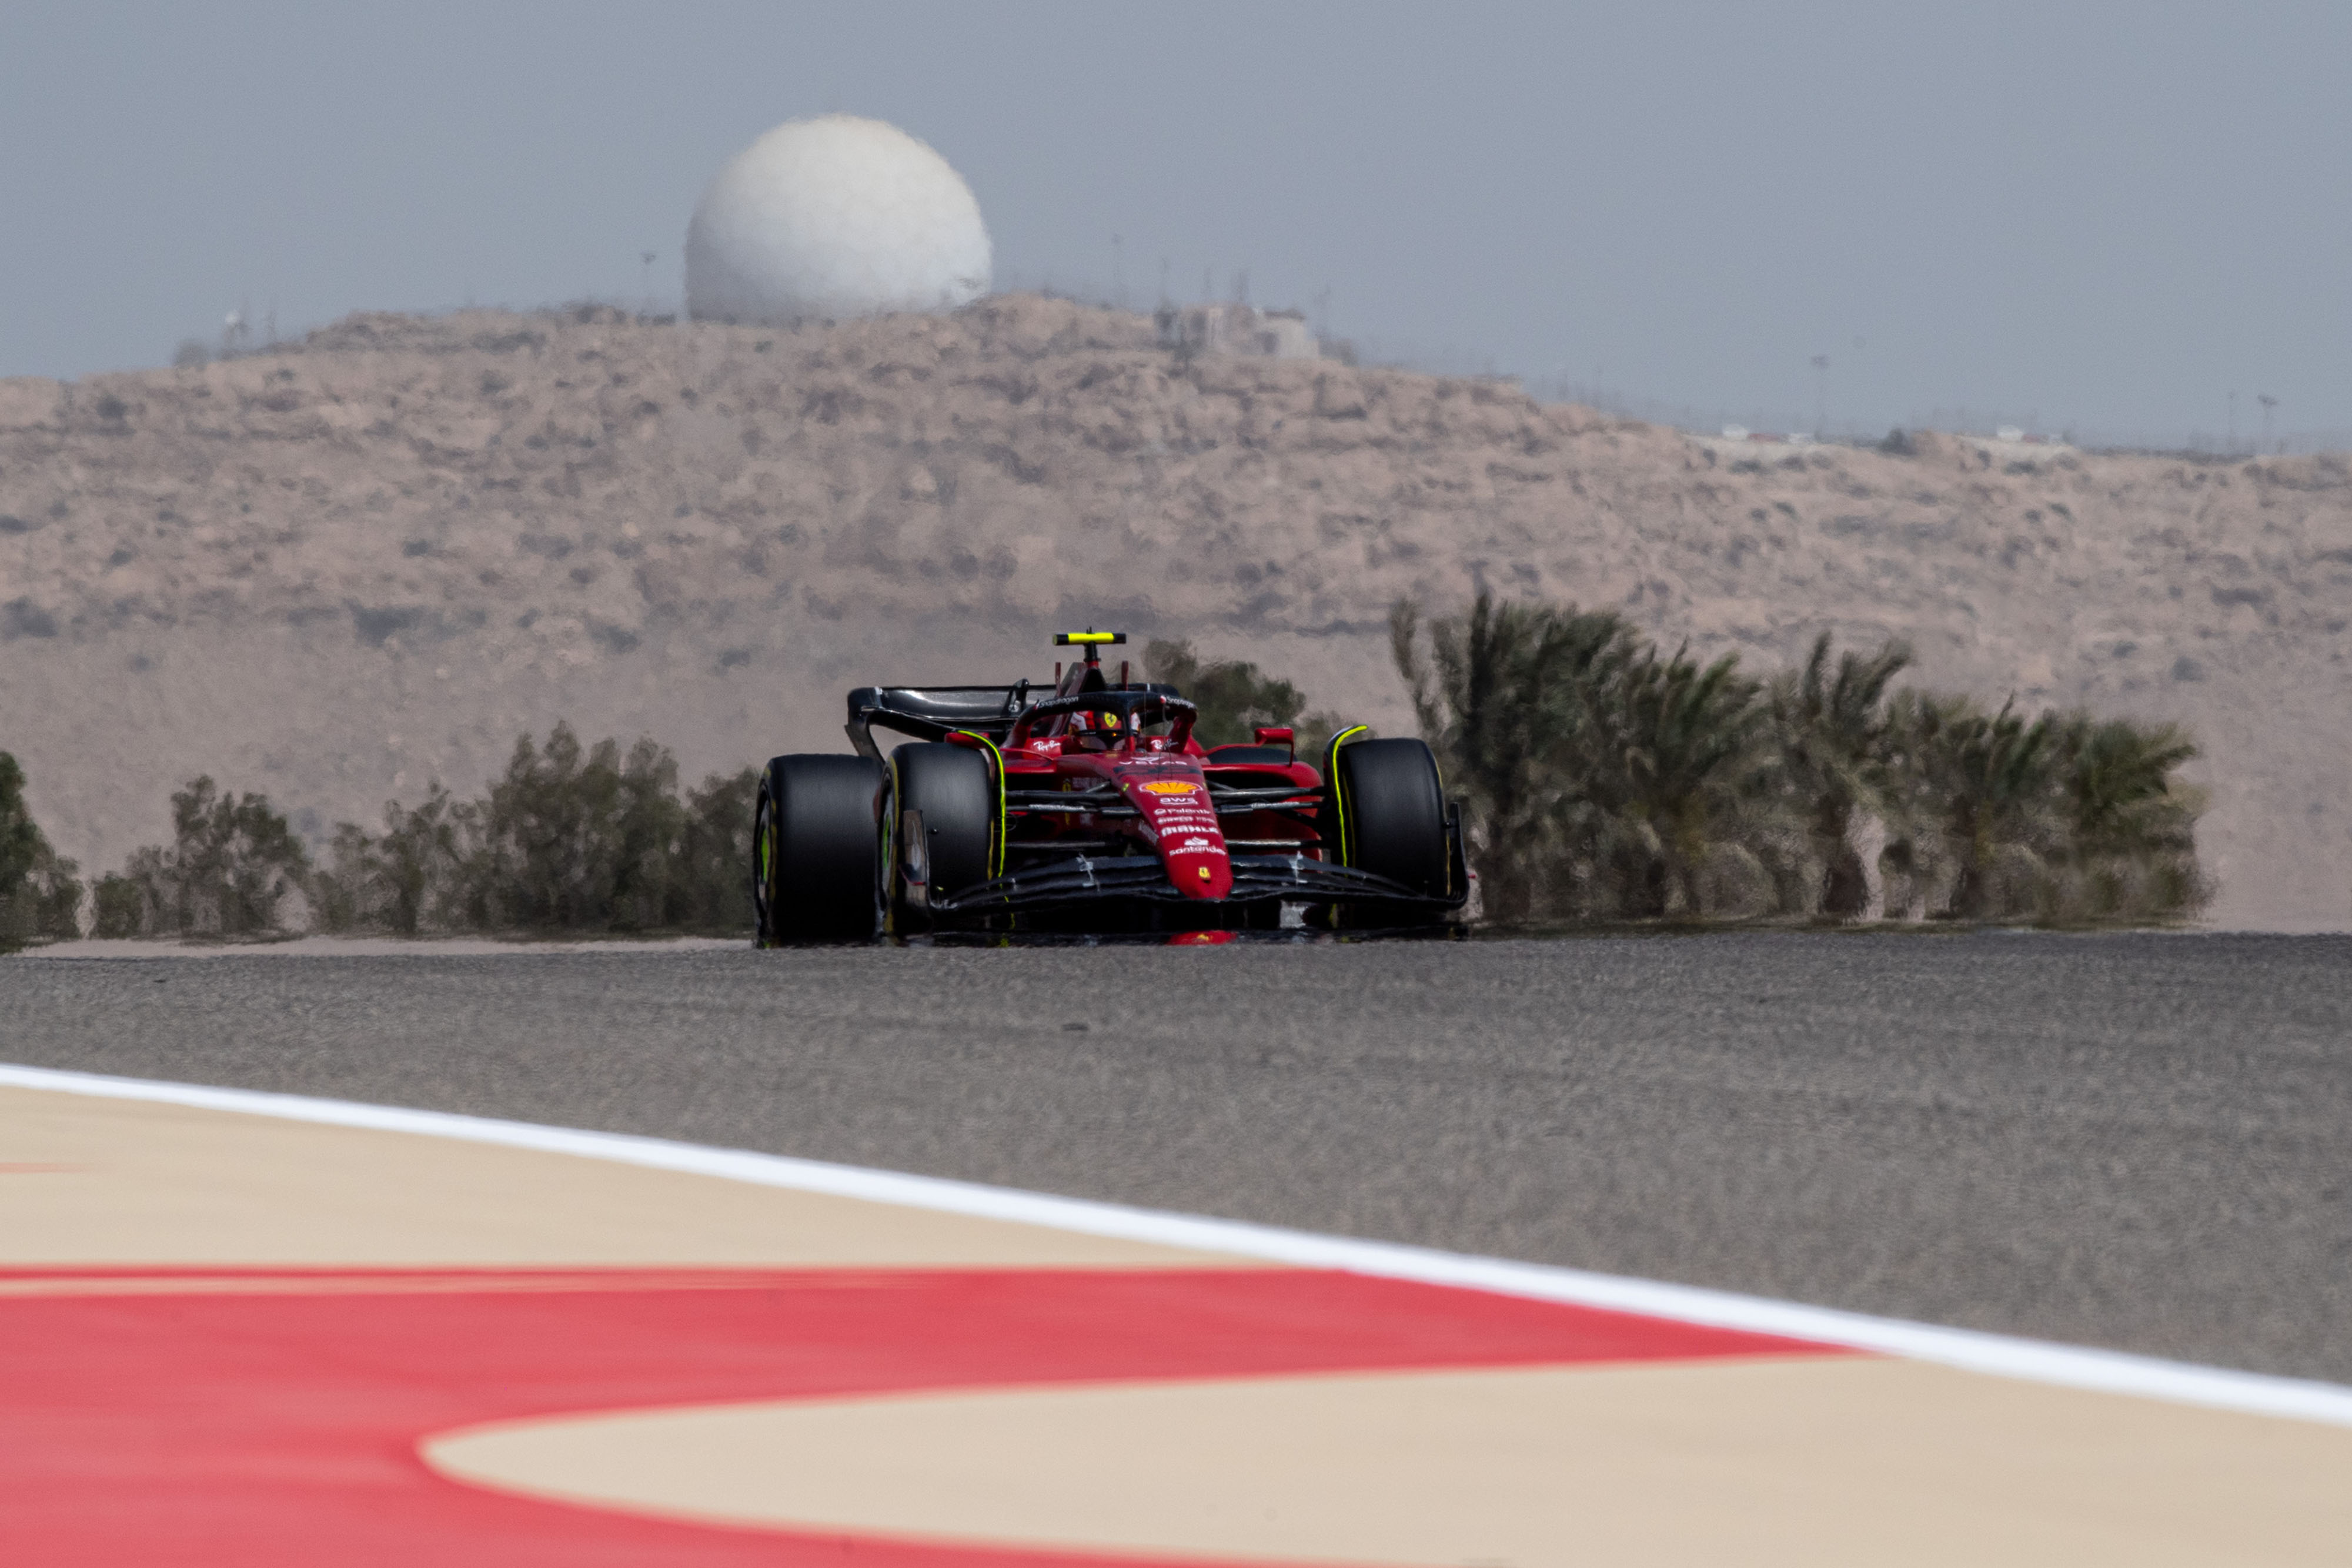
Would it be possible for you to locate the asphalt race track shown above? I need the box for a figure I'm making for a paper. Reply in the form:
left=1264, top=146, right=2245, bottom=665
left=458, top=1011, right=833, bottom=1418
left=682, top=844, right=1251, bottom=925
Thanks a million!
left=7, top=930, right=2349, bottom=1384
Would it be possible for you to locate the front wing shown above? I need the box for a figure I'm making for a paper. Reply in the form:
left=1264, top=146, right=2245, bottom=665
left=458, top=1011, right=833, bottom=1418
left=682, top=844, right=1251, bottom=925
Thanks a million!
left=924, top=848, right=1468, bottom=925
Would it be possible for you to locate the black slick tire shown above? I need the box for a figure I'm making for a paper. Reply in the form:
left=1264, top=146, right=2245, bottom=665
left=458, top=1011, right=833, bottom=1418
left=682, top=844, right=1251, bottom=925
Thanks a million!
left=891, top=743, right=997, bottom=922
left=1331, top=737, right=1449, bottom=898
left=752, top=754, right=887, bottom=944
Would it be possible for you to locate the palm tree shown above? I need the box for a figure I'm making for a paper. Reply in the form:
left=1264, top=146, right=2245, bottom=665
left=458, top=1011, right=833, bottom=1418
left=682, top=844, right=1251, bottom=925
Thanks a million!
left=1587, top=643, right=1770, bottom=918
left=1771, top=634, right=1912, bottom=918
left=1391, top=594, right=1632, bottom=921
left=2054, top=716, right=2199, bottom=855
left=2046, top=714, right=2204, bottom=919
left=1888, top=694, right=2056, bottom=920
left=1398, top=594, right=2206, bottom=929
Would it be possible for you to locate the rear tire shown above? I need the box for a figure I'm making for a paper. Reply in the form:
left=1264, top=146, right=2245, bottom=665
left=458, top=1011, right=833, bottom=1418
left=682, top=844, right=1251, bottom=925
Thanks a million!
left=1331, top=737, right=1449, bottom=898
left=752, top=755, right=887, bottom=944
left=891, top=743, right=998, bottom=924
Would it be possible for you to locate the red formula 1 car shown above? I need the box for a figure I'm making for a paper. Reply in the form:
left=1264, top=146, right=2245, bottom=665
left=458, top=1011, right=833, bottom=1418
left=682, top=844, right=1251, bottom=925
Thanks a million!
left=751, top=631, right=1468, bottom=940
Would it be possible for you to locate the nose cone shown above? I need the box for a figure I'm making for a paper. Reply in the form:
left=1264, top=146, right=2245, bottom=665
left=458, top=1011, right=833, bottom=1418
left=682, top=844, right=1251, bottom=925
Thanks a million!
left=1114, top=760, right=1233, bottom=900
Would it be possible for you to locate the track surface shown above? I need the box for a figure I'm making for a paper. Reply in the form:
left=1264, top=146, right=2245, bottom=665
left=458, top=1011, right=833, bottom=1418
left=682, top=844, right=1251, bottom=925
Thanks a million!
left=8, top=931, right=2349, bottom=1383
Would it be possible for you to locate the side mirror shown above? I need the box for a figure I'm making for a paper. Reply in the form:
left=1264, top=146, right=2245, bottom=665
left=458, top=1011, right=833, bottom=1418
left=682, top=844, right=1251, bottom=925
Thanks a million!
left=1255, top=726, right=1295, bottom=761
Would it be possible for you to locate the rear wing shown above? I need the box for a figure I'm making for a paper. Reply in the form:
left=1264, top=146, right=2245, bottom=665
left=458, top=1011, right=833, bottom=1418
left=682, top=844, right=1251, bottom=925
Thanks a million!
left=847, top=686, right=1033, bottom=758
left=846, top=681, right=1181, bottom=759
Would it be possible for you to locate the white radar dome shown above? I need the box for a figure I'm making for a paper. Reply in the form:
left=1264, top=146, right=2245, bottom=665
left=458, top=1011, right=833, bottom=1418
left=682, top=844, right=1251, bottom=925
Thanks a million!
left=685, top=115, right=991, bottom=324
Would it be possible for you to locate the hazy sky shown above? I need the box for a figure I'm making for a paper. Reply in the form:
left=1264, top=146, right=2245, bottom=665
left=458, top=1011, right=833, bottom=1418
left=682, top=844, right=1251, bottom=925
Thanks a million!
left=4, top=2, right=2346, bottom=444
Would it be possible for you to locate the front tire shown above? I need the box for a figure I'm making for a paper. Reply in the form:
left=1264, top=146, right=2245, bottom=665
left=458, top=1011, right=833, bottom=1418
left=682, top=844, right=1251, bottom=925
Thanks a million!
left=752, top=754, right=887, bottom=945
left=891, top=743, right=998, bottom=926
left=1330, top=736, right=1450, bottom=898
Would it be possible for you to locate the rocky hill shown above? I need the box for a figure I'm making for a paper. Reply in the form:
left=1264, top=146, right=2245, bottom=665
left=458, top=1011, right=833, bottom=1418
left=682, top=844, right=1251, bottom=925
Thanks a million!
left=2, top=297, right=2347, bottom=928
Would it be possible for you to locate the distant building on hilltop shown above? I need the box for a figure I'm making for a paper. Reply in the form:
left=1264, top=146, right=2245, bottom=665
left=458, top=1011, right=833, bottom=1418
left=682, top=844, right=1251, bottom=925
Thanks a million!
left=1155, top=302, right=1319, bottom=360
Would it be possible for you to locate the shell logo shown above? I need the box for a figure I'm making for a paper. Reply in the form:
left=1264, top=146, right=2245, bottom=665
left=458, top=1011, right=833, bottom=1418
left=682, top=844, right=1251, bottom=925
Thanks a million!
left=1140, top=781, right=1198, bottom=795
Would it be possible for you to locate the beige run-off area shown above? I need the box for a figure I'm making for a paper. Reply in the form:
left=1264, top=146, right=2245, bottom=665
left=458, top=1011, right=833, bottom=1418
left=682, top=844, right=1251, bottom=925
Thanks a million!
left=427, top=1360, right=2352, bottom=1568
left=0, top=1083, right=1214, bottom=1271
left=2, top=297, right=2347, bottom=927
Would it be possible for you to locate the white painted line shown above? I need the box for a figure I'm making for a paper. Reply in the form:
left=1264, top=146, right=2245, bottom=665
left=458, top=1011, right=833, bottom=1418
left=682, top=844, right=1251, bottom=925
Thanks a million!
left=6, top=1059, right=2350, bottom=1429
